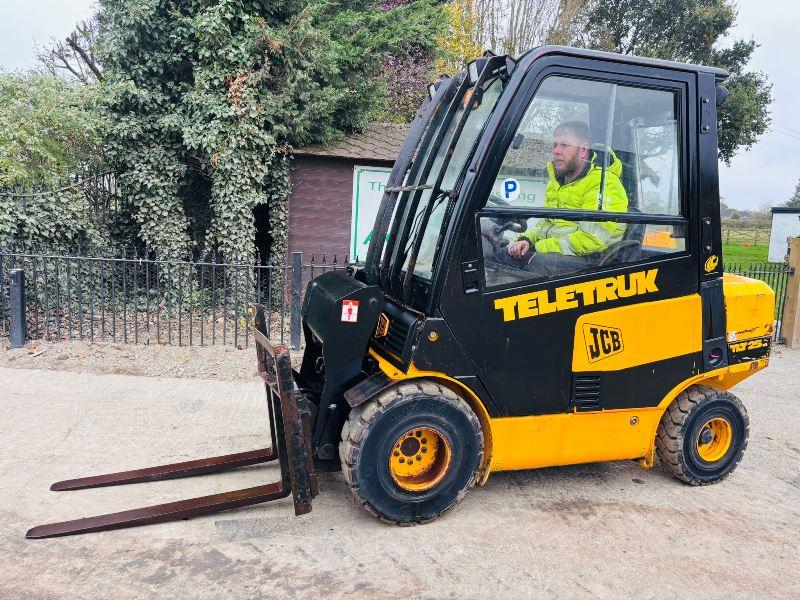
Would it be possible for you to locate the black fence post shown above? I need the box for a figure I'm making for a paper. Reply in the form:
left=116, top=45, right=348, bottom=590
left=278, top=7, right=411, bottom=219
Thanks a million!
left=9, top=269, right=26, bottom=348
left=290, top=252, right=303, bottom=350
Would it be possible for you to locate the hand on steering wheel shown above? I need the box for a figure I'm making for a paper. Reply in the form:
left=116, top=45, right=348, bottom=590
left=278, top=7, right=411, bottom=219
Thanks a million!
left=508, top=239, right=531, bottom=260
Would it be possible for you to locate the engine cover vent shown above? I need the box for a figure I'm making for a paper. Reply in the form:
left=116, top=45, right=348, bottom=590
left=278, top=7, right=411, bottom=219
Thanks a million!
left=571, top=374, right=602, bottom=412
left=383, top=317, right=410, bottom=357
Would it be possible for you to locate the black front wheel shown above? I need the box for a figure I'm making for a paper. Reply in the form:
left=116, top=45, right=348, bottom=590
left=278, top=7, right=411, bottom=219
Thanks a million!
left=656, top=385, right=749, bottom=485
left=339, top=381, right=483, bottom=525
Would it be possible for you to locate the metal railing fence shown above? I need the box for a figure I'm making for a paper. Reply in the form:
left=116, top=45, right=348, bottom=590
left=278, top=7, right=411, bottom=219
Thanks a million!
left=0, top=247, right=352, bottom=348
left=1, top=247, right=791, bottom=347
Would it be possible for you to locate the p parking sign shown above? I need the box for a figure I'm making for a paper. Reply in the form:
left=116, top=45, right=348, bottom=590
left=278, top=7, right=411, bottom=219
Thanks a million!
left=492, top=176, right=549, bottom=207
left=502, top=178, right=521, bottom=202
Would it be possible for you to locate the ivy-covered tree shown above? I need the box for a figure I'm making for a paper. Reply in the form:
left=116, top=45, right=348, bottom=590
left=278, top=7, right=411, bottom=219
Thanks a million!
left=579, top=0, right=772, bottom=164
left=786, top=180, right=800, bottom=209
left=377, top=0, right=447, bottom=124
left=97, top=0, right=446, bottom=262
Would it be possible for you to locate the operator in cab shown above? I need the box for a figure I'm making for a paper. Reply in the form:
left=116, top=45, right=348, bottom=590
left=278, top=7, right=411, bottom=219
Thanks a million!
left=489, top=121, right=628, bottom=278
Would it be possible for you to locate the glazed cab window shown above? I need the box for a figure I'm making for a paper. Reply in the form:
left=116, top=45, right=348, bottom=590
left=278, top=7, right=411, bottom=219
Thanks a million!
left=404, top=77, right=505, bottom=279
left=481, top=75, right=686, bottom=288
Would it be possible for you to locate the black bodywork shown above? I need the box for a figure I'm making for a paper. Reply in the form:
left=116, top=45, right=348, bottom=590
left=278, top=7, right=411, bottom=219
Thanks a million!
left=297, top=271, right=384, bottom=460
left=299, top=46, right=730, bottom=462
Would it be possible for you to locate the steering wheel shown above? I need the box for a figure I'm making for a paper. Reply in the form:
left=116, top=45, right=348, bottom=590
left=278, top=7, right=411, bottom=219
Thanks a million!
left=597, top=240, right=642, bottom=266
left=481, top=195, right=528, bottom=253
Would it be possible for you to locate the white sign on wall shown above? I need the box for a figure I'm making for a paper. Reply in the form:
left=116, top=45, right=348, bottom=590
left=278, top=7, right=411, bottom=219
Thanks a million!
left=768, top=210, right=800, bottom=262
left=351, top=165, right=392, bottom=261
left=490, top=175, right=549, bottom=206
left=350, top=167, right=550, bottom=260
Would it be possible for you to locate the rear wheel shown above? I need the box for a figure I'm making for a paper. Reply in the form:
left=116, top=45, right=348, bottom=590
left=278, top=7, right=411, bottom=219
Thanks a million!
left=655, top=385, right=749, bottom=485
left=340, top=381, right=483, bottom=525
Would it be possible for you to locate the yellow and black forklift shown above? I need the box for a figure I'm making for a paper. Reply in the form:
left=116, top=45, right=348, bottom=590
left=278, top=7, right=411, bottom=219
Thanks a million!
left=28, top=46, right=775, bottom=538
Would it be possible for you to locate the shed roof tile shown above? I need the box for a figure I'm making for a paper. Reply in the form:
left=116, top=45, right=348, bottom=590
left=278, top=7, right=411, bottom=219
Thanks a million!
left=295, top=123, right=409, bottom=162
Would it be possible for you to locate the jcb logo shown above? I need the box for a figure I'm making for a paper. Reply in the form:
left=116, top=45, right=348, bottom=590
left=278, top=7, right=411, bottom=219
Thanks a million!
left=584, top=324, right=624, bottom=363
left=704, top=255, right=719, bottom=273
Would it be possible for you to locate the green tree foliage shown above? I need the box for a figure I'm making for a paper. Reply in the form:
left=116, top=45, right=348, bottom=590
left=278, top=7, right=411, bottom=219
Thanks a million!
left=97, top=0, right=445, bottom=262
left=786, top=180, right=800, bottom=208
left=0, top=185, right=110, bottom=247
left=379, top=0, right=448, bottom=124
left=579, top=0, right=772, bottom=164
left=0, top=73, right=105, bottom=187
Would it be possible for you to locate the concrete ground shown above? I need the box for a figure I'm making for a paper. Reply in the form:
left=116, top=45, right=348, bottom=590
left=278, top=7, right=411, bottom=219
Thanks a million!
left=1, top=349, right=799, bottom=599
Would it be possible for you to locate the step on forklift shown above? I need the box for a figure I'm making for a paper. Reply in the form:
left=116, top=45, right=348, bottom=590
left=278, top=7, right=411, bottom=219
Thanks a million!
left=28, top=46, right=775, bottom=538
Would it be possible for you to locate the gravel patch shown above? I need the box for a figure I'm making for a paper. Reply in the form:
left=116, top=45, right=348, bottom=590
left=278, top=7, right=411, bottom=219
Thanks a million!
left=0, top=337, right=261, bottom=381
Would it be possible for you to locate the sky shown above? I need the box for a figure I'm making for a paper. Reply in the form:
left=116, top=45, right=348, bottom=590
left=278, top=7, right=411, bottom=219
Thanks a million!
left=1, top=0, right=797, bottom=210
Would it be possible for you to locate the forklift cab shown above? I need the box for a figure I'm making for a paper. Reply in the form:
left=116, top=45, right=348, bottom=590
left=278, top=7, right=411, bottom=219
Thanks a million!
left=362, top=47, right=729, bottom=416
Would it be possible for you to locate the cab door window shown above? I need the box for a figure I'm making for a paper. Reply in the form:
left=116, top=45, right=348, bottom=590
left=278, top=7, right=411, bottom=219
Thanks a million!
left=480, top=75, right=686, bottom=289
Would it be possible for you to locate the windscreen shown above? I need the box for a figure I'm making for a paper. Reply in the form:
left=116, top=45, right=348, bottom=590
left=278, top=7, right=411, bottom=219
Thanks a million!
left=383, top=71, right=506, bottom=304
left=406, top=78, right=504, bottom=279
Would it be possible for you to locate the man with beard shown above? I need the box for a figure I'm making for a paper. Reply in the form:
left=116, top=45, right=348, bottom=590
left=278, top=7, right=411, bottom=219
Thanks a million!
left=490, top=121, right=628, bottom=279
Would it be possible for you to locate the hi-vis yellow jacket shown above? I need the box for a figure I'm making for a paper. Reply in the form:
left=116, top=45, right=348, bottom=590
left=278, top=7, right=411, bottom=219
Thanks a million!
left=517, top=149, right=628, bottom=256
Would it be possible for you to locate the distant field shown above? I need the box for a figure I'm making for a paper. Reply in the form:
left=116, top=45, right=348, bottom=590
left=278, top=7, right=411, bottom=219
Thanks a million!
left=721, top=225, right=770, bottom=246
left=723, top=242, right=769, bottom=266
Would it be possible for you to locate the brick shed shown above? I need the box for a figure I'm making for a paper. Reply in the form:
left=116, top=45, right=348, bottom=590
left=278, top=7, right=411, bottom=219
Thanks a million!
left=254, top=123, right=408, bottom=263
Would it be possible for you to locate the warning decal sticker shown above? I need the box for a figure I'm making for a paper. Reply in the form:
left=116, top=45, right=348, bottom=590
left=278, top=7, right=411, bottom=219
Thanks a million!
left=341, top=300, right=359, bottom=323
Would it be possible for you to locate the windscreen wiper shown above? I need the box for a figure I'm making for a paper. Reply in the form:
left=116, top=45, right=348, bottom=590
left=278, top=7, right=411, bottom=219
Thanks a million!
left=400, top=191, right=449, bottom=257
left=384, top=184, right=434, bottom=193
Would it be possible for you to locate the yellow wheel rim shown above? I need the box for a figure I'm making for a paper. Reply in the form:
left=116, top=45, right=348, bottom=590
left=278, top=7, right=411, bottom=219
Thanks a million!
left=388, top=427, right=452, bottom=492
left=696, top=417, right=733, bottom=462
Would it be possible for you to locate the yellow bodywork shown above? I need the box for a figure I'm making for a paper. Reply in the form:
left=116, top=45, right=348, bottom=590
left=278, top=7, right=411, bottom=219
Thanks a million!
left=368, top=279, right=773, bottom=482
left=723, top=273, right=775, bottom=341
left=571, top=294, right=702, bottom=371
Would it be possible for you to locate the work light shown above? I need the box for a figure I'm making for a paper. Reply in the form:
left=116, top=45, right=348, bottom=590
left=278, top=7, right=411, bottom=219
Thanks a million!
left=467, top=58, right=487, bottom=85
left=427, top=83, right=438, bottom=101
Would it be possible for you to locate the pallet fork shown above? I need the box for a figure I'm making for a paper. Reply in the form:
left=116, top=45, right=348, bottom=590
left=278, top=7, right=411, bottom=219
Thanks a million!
left=26, top=306, right=318, bottom=539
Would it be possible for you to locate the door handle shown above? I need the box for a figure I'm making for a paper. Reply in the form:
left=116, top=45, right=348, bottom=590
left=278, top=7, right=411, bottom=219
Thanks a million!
left=461, top=260, right=479, bottom=293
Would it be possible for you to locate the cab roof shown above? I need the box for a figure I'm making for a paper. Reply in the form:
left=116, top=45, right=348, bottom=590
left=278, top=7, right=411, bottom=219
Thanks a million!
left=517, top=45, right=729, bottom=82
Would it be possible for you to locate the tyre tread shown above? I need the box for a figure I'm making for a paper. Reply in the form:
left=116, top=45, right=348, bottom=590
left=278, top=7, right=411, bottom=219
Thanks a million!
left=339, top=380, right=483, bottom=525
left=655, top=385, right=749, bottom=485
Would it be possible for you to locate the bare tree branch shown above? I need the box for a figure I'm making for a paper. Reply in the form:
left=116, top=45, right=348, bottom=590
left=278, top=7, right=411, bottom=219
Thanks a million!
left=465, top=0, right=588, bottom=58
left=66, top=30, right=103, bottom=81
left=37, top=18, right=102, bottom=85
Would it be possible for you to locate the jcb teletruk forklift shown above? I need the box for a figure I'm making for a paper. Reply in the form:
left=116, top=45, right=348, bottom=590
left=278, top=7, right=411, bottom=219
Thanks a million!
left=28, top=46, right=775, bottom=538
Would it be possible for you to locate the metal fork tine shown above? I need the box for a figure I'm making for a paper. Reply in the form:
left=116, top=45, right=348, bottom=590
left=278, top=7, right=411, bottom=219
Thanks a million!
left=27, top=304, right=316, bottom=539
left=50, top=448, right=277, bottom=491
left=26, top=482, right=290, bottom=539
